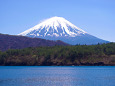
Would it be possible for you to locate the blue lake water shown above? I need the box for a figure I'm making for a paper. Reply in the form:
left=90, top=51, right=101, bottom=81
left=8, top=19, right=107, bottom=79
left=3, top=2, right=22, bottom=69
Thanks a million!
left=0, top=66, right=115, bottom=86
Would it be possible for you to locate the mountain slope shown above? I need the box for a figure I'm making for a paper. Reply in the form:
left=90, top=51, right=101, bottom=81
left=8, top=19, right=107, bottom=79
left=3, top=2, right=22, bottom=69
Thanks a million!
left=0, top=33, right=68, bottom=51
left=19, top=16, right=109, bottom=45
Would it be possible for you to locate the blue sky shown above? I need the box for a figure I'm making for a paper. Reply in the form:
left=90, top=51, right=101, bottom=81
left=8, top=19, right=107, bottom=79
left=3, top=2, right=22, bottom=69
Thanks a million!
left=0, top=0, right=115, bottom=42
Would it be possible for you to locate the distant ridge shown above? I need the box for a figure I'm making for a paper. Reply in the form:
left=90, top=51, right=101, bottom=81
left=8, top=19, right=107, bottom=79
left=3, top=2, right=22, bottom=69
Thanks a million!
left=0, top=33, right=68, bottom=51
left=19, top=16, right=109, bottom=45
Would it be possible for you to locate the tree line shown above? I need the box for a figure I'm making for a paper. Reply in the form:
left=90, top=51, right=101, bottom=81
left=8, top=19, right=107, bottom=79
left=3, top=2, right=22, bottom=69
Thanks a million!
left=0, top=43, right=115, bottom=66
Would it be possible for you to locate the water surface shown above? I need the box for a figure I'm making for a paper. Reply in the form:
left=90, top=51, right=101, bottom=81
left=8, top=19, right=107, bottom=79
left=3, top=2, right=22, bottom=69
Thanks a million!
left=0, top=66, right=115, bottom=86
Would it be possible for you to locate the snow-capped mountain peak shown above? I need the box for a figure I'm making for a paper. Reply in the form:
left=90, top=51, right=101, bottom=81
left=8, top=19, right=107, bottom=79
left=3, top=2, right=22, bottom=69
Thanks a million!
left=19, top=16, right=86, bottom=37
left=18, top=16, right=108, bottom=45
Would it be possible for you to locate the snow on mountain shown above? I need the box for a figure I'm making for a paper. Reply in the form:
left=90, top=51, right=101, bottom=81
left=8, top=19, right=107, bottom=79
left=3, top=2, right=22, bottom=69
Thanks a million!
left=19, top=16, right=86, bottom=37
left=19, top=16, right=109, bottom=45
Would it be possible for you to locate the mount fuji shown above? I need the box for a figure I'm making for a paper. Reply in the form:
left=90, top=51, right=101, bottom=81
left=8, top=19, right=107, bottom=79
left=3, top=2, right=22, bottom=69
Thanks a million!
left=19, top=16, right=108, bottom=45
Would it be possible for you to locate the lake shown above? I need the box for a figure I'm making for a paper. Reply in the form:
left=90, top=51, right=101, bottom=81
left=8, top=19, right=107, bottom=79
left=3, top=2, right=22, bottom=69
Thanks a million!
left=0, top=66, right=115, bottom=86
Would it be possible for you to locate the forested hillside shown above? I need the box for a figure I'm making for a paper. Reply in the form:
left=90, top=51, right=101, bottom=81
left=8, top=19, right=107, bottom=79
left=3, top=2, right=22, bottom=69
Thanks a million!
left=0, top=43, right=115, bottom=66
left=0, top=33, right=68, bottom=51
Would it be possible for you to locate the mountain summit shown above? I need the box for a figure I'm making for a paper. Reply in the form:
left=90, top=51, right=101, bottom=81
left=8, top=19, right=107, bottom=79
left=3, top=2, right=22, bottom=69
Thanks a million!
left=19, top=16, right=86, bottom=37
left=19, top=16, right=108, bottom=45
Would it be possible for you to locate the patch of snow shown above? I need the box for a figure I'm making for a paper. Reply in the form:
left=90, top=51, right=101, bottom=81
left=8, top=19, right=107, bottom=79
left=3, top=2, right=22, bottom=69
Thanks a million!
left=18, top=16, right=87, bottom=37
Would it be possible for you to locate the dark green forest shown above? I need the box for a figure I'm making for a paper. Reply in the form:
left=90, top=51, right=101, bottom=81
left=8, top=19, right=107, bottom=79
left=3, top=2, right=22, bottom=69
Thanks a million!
left=0, top=43, right=115, bottom=66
